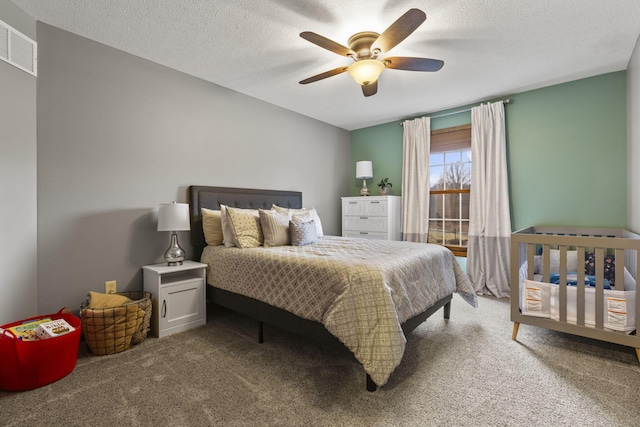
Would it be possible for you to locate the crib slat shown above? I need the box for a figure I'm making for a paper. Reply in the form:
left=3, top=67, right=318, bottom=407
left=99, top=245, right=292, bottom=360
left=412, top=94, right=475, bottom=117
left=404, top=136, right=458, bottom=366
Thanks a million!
left=542, top=244, right=550, bottom=283
left=527, top=243, right=534, bottom=280
left=615, top=248, right=624, bottom=290
left=595, top=247, right=604, bottom=329
left=576, top=246, right=585, bottom=326
left=559, top=246, right=567, bottom=323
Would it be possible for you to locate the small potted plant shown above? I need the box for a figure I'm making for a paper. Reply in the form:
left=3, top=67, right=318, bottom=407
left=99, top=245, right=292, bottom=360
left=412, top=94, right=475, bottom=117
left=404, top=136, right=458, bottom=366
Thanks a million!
left=377, top=178, right=392, bottom=195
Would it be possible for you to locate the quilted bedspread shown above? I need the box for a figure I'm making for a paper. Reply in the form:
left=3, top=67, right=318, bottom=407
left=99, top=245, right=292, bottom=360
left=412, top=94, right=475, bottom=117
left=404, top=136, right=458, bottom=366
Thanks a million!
left=201, top=236, right=477, bottom=386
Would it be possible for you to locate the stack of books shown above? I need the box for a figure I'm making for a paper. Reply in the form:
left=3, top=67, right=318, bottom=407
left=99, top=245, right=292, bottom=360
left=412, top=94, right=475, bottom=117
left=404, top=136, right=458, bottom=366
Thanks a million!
left=1, top=317, right=75, bottom=340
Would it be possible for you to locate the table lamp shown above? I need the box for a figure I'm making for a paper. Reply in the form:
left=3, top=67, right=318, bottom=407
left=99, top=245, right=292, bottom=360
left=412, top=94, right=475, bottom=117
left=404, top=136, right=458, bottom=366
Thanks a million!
left=157, top=202, right=190, bottom=266
left=356, top=161, right=373, bottom=196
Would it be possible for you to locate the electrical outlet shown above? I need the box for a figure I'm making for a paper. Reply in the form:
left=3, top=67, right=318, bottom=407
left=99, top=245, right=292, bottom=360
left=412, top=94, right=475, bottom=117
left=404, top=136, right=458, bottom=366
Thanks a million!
left=105, top=280, right=117, bottom=294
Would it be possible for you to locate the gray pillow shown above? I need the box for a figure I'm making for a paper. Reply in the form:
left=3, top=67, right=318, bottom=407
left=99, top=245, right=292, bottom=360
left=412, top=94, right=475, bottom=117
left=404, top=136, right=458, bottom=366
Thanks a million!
left=289, top=219, right=318, bottom=246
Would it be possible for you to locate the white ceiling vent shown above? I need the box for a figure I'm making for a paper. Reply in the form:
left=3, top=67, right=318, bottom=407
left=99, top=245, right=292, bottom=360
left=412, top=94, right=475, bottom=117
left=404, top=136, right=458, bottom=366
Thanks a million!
left=0, top=19, right=37, bottom=76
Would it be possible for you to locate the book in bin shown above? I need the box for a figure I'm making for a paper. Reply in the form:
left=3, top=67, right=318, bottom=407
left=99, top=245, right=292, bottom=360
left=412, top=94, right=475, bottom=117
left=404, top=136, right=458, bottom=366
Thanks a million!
left=5, top=318, right=52, bottom=341
left=35, top=319, right=76, bottom=340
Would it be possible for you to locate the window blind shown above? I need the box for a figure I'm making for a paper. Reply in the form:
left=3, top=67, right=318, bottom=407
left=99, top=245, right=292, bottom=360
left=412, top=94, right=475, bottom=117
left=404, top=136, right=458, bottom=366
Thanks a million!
left=431, top=124, right=471, bottom=153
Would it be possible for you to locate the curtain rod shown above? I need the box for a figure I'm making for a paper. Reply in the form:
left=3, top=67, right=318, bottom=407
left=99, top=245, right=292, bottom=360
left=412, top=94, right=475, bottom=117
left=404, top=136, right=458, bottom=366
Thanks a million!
left=400, top=98, right=512, bottom=125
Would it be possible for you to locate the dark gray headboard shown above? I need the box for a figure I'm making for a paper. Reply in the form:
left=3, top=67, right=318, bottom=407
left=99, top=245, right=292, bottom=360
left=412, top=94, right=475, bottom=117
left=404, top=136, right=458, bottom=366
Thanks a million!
left=188, top=186, right=303, bottom=259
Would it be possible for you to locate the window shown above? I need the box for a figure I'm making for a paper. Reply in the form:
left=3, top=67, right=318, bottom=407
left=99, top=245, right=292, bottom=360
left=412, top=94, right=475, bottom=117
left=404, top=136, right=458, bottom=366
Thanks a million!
left=427, top=124, right=471, bottom=256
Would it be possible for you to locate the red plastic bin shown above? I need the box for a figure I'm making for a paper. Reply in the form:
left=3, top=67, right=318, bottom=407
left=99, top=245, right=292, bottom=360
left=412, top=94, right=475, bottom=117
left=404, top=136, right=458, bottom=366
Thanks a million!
left=0, top=308, right=82, bottom=391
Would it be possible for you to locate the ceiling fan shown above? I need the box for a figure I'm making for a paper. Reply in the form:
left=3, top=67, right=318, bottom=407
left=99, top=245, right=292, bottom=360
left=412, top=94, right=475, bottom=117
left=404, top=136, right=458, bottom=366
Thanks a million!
left=299, top=8, right=444, bottom=97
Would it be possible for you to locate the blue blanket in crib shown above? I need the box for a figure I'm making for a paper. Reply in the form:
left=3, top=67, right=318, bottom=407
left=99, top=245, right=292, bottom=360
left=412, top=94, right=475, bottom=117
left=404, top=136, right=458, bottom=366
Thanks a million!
left=549, top=273, right=612, bottom=289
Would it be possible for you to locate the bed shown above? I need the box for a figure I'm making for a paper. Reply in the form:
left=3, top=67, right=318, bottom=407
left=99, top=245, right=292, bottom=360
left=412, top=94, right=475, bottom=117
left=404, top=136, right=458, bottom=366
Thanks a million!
left=510, top=226, right=640, bottom=361
left=188, top=185, right=477, bottom=391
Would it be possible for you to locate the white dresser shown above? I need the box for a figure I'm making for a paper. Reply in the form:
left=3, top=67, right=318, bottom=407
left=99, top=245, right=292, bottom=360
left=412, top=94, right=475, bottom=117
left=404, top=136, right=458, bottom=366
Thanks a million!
left=341, top=195, right=402, bottom=241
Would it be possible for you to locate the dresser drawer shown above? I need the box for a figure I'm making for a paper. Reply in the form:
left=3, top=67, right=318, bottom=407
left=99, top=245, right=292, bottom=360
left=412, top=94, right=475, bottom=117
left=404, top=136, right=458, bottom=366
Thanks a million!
left=363, top=199, right=387, bottom=215
left=342, top=200, right=364, bottom=215
left=344, top=230, right=388, bottom=240
left=343, top=216, right=388, bottom=233
left=342, top=199, right=389, bottom=216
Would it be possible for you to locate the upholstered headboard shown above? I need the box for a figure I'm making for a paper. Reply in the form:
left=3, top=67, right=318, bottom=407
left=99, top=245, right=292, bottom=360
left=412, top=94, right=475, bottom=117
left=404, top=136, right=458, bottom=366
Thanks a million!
left=188, top=186, right=303, bottom=259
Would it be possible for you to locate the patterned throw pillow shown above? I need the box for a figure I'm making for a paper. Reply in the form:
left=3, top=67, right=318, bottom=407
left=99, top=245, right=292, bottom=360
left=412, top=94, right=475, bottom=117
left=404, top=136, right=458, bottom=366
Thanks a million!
left=259, top=208, right=291, bottom=247
left=289, top=219, right=318, bottom=246
left=584, top=252, right=616, bottom=287
left=225, top=206, right=263, bottom=248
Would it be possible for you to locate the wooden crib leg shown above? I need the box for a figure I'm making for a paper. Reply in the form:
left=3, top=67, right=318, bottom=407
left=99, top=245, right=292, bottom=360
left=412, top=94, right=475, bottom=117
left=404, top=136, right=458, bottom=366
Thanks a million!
left=636, top=348, right=640, bottom=363
left=511, top=322, right=520, bottom=341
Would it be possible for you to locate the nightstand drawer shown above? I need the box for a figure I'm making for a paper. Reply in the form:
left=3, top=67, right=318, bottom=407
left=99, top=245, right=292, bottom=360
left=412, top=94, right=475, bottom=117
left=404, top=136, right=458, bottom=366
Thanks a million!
left=344, top=230, right=388, bottom=240
left=343, top=216, right=388, bottom=233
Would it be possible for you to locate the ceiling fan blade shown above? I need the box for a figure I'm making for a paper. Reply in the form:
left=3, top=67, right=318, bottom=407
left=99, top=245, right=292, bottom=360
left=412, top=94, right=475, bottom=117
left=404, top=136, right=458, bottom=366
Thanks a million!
left=299, top=66, right=349, bottom=84
left=371, top=8, right=426, bottom=54
left=361, top=81, right=378, bottom=97
left=300, top=31, right=355, bottom=57
left=384, top=56, right=444, bottom=72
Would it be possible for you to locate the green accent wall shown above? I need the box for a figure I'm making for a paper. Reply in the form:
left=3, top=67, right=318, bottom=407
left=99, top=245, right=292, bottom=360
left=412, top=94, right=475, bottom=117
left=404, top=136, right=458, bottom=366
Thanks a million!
left=351, top=71, right=627, bottom=231
left=350, top=121, right=404, bottom=195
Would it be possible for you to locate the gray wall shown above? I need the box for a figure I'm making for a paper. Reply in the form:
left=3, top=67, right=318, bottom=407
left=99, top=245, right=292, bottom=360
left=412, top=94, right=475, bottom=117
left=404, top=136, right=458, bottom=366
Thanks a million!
left=628, top=35, right=640, bottom=233
left=36, top=23, right=350, bottom=314
left=0, top=1, right=37, bottom=324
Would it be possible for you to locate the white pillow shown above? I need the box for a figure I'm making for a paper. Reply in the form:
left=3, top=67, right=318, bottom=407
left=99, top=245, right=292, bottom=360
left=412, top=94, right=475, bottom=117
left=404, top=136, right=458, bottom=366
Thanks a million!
left=220, top=205, right=236, bottom=247
left=259, top=208, right=291, bottom=247
left=624, top=268, right=637, bottom=291
left=273, top=205, right=323, bottom=238
left=225, top=206, right=263, bottom=249
left=549, top=249, right=578, bottom=273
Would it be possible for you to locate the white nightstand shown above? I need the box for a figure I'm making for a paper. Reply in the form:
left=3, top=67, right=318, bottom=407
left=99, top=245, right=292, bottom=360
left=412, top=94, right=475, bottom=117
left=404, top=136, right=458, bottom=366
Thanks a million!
left=142, top=260, right=207, bottom=338
left=341, top=195, right=402, bottom=240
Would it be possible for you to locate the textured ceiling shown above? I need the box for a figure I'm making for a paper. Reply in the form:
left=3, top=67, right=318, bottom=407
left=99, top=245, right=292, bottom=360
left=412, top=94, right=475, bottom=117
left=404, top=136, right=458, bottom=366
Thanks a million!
left=10, top=0, right=640, bottom=130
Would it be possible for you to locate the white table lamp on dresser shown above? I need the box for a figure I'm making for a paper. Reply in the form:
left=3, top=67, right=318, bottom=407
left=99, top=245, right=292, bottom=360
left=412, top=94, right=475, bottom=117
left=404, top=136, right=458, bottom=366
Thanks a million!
left=355, top=161, right=373, bottom=196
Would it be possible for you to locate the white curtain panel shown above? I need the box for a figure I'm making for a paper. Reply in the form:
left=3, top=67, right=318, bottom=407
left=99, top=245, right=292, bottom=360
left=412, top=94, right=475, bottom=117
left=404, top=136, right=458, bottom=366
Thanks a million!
left=468, top=102, right=512, bottom=297
left=401, top=116, right=431, bottom=243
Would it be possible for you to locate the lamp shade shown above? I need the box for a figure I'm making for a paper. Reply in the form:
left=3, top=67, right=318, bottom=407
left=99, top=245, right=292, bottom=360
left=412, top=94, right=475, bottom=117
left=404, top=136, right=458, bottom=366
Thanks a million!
left=355, top=161, right=373, bottom=179
left=347, top=60, right=385, bottom=85
left=158, top=202, right=190, bottom=231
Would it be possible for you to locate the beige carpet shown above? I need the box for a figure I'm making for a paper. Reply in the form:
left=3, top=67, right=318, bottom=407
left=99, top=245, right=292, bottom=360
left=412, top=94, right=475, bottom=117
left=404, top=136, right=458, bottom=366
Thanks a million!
left=2, top=296, right=640, bottom=426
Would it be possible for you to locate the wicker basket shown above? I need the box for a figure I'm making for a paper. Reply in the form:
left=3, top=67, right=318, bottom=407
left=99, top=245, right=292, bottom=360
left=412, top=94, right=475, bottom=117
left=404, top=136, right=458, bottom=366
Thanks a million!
left=80, top=291, right=152, bottom=356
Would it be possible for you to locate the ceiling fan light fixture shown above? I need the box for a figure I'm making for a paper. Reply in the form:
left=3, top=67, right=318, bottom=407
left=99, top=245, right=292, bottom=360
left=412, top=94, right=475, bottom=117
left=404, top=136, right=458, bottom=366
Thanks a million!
left=347, top=59, right=385, bottom=86
left=299, top=9, right=440, bottom=96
